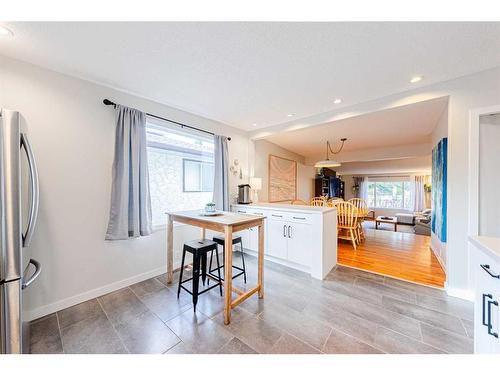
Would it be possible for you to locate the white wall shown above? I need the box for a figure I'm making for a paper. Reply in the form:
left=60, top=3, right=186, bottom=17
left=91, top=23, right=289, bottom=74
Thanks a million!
left=252, top=139, right=316, bottom=202
left=478, top=113, right=500, bottom=237
left=430, top=105, right=449, bottom=271
left=0, top=55, right=252, bottom=319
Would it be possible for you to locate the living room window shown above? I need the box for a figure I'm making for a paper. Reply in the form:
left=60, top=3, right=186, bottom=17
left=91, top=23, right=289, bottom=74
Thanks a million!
left=367, top=179, right=412, bottom=209
left=146, top=117, right=214, bottom=226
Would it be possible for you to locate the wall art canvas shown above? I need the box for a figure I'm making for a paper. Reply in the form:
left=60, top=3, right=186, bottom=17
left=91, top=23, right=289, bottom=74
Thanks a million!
left=431, top=137, right=447, bottom=242
left=268, top=155, right=297, bottom=202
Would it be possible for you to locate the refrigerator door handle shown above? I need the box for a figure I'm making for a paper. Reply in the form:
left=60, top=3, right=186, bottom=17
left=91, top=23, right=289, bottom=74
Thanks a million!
left=22, top=258, right=41, bottom=289
left=20, top=133, right=40, bottom=248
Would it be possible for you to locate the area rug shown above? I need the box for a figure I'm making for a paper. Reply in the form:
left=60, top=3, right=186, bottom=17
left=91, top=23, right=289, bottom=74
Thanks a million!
left=362, top=220, right=416, bottom=234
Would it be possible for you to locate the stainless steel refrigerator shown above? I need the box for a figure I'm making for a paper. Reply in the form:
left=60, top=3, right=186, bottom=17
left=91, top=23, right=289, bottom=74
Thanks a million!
left=0, top=109, right=41, bottom=354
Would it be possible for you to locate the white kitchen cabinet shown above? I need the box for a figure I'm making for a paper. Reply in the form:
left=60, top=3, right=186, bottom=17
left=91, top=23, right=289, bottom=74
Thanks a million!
left=232, top=203, right=337, bottom=279
left=232, top=207, right=266, bottom=252
left=266, top=218, right=288, bottom=259
left=469, top=236, right=500, bottom=353
left=286, top=222, right=312, bottom=267
left=266, top=216, right=312, bottom=266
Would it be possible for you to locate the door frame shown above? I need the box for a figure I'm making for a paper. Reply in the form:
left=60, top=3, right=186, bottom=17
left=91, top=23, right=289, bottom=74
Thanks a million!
left=468, top=104, right=500, bottom=237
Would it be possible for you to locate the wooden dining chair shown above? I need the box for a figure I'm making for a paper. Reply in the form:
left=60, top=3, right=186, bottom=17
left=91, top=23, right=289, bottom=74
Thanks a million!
left=335, top=201, right=359, bottom=250
left=291, top=199, right=308, bottom=205
left=327, top=197, right=344, bottom=206
left=349, top=198, right=368, bottom=242
left=310, top=197, right=326, bottom=206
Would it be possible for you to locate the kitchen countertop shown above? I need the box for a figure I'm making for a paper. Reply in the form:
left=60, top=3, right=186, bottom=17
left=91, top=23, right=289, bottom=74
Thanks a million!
left=232, top=202, right=336, bottom=214
left=469, top=235, right=500, bottom=261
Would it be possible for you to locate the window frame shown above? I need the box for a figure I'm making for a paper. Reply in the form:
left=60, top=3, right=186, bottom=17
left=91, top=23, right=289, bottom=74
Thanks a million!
left=145, top=116, right=215, bottom=229
left=367, top=180, right=412, bottom=210
left=182, top=158, right=214, bottom=193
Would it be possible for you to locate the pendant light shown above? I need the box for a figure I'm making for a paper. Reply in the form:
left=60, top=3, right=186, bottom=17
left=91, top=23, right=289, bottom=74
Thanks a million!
left=314, top=138, right=347, bottom=168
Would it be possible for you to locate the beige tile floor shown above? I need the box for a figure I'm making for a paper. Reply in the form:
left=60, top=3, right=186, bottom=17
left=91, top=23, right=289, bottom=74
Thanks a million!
left=29, top=253, right=474, bottom=354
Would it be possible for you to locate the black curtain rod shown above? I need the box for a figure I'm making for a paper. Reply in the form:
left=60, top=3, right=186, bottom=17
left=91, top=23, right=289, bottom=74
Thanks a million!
left=103, top=99, right=231, bottom=141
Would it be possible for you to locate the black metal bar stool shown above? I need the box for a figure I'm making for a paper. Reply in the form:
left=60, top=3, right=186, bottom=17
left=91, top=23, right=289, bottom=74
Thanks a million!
left=208, top=234, right=247, bottom=284
left=177, top=239, right=223, bottom=312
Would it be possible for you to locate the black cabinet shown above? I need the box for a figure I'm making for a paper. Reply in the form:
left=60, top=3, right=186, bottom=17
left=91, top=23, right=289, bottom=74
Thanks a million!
left=314, top=169, right=344, bottom=199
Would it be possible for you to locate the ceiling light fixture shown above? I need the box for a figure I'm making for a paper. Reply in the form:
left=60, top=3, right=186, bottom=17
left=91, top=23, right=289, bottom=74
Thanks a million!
left=410, top=75, right=423, bottom=83
left=0, top=25, right=13, bottom=37
left=314, top=138, right=347, bottom=168
left=252, top=123, right=257, bottom=127
left=333, top=99, right=342, bottom=104
left=287, top=114, right=294, bottom=117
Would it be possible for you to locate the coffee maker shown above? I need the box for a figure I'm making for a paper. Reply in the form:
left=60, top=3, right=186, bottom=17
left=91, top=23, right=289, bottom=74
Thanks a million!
left=237, top=184, right=252, bottom=204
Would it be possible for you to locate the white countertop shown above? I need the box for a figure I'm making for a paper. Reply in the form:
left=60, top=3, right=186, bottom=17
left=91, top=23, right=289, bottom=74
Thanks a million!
left=232, top=202, right=336, bottom=214
left=469, top=235, right=500, bottom=261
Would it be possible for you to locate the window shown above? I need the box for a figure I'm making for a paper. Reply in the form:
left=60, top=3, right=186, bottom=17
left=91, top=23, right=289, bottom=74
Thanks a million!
left=146, top=118, right=214, bottom=226
left=367, top=180, right=412, bottom=209
left=183, top=159, right=214, bottom=192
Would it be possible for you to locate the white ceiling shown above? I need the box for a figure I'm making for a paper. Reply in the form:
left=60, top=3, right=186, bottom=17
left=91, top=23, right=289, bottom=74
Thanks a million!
left=1, top=22, right=499, bottom=130
left=263, top=97, right=448, bottom=162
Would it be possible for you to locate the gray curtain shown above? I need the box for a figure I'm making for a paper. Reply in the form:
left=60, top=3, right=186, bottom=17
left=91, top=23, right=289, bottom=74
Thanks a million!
left=213, top=135, right=230, bottom=211
left=106, top=104, right=152, bottom=240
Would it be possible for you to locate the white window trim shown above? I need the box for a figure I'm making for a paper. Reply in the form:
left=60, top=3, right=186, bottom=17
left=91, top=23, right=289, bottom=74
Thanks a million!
left=368, top=180, right=412, bottom=210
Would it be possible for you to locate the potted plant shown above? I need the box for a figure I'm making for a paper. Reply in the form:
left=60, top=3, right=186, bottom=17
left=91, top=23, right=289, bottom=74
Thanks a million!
left=205, top=202, right=216, bottom=213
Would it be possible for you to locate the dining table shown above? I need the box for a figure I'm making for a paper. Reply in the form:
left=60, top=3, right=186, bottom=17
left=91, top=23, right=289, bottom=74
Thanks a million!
left=166, top=209, right=265, bottom=324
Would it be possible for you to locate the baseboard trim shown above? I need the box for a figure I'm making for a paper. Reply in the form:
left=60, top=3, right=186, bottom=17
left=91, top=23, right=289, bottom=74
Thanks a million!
left=445, top=283, right=474, bottom=302
left=429, top=243, right=447, bottom=274
left=25, top=266, right=166, bottom=321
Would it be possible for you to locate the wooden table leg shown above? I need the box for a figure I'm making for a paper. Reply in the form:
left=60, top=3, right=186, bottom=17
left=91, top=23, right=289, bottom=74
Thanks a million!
left=223, top=225, right=233, bottom=325
left=167, top=215, right=174, bottom=284
left=258, top=224, right=264, bottom=299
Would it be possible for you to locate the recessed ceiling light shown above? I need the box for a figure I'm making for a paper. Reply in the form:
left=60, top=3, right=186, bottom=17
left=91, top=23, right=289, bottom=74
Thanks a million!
left=0, top=25, right=13, bottom=37
left=287, top=114, right=294, bottom=117
left=410, top=75, right=423, bottom=83
left=333, top=98, right=342, bottom=104
left=252, top=123, right=257, bottom=127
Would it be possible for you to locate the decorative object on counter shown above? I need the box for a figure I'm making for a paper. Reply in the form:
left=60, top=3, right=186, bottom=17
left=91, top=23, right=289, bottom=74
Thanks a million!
left=314, top=138, right=347, bottom=168
left=268, top=154, right=297, bottom=202
left=205, top=202, right=216, bottom=212
left=250, top=177, right=262, bottom=203
left=431, top=137, right=447, bottom=242
left=201, top=202, right=222, bottom=216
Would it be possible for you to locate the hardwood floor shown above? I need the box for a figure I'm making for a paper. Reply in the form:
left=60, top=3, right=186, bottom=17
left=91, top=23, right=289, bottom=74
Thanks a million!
left=337, top=223, right=446, bottom=288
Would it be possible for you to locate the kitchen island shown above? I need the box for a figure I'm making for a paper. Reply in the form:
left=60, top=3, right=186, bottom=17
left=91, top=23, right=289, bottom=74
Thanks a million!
left=232, top=203, right=337, bottom=279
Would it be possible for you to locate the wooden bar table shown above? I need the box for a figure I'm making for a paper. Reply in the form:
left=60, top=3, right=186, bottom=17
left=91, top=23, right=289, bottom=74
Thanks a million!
left=166, top=210, right=265, bottom=324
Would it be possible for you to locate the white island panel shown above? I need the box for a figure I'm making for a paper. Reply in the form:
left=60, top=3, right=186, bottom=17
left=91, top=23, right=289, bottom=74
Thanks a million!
left=232, top=203, right=337, bottom=279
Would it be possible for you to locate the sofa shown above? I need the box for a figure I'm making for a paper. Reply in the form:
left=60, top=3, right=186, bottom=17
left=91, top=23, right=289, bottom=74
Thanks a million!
left=396, top=213, right=416, bottom=225
left=414, top=209, right=432, bottom=236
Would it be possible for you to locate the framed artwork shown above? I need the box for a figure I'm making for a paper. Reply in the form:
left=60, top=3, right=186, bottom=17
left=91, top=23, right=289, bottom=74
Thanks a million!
left=431, top=137, right=447, bottom=243
left=268, top=155, right=297, bottom=202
